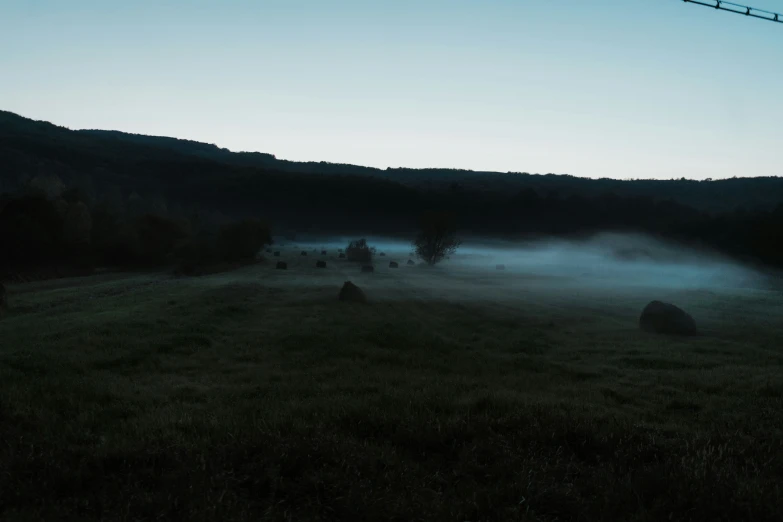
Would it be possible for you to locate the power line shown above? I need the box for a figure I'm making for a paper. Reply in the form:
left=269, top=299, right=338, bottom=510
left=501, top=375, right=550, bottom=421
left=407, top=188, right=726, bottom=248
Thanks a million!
left=683, top=0, right=783, bottom=23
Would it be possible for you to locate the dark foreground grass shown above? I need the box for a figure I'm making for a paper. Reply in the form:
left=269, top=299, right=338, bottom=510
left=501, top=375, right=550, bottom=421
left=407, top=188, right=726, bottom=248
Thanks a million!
left=0, top=269, right=782, bottom=521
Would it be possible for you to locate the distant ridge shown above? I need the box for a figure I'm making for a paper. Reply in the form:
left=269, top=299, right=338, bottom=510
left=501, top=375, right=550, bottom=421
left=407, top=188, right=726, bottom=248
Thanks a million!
left=1, top=109, right=782, bottom=214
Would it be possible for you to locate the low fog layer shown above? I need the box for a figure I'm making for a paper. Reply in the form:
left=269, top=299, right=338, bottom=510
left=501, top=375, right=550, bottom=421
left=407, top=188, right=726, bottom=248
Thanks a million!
left=275, top=232, right=768, bottom=292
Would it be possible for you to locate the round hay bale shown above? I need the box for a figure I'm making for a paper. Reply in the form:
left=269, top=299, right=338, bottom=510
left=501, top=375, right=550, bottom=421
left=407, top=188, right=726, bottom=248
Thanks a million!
left=316, top=260, right=327, bottom=268
left=361, top=265, right=374, bottom=273
left=301, top=251, right=308, bottom=256
left=276, top=261, right=287, bottom=270
left=496, top=264, right=506, bottom=270
left=338, top=253, right=346, bottom=259
left=407, top=259, right=415, bottom=265
left=639, top=300, right=697, bottom=336
left=273, top=251, right=280, bottom=257
left=389, top=261, right=399, bottom=268
left=338, top=281, right=366, bottom=303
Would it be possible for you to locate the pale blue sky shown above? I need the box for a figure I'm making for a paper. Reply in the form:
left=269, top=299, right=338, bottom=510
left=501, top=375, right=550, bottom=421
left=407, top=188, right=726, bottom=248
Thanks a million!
left=1, top=0, right=781, bottom=179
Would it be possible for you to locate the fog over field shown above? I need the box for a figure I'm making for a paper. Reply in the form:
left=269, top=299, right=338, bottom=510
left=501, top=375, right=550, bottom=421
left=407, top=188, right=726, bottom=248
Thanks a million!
left=275, top=232, right=769, bottom=293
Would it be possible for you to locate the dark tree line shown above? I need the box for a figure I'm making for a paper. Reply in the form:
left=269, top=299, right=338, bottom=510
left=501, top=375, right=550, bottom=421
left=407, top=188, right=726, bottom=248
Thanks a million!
left=2, top=109, right=783, bottom=278
left=0, top=186, right=272, bottom=281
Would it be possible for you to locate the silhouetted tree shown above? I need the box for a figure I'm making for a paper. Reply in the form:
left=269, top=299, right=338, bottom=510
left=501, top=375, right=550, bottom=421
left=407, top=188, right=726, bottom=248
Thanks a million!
left=346, top=238, right=373, bottom=264
left=413, top=211, right=461, bottom=265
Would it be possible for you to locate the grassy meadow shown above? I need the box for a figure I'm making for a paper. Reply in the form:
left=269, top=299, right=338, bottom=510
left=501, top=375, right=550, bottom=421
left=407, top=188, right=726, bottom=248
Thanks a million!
left=1, top=243, right=782, bottom=521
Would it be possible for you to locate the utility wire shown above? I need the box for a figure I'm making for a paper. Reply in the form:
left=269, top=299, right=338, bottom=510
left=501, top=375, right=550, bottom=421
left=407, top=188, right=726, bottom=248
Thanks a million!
left=683, top=0, right=783, bottom=23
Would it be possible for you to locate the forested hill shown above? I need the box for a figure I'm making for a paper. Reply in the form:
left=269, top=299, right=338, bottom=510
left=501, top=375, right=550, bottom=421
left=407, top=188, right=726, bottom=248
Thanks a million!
left=2, top=109, right=783, bottom=273
left=2, top=109, right=782, bottom=214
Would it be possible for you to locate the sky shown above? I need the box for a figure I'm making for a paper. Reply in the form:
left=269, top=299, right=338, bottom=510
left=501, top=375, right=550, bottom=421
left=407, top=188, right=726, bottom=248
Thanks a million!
left=1, top=0, right=781, bottom=180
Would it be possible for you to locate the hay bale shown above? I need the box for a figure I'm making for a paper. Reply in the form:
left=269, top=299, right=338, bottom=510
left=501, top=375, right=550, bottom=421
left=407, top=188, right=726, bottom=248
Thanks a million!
left=316, top=260, right=327, bottom=268
left=338, top=281, right=366, bottom=303
left=496, top=264, right=506, bottom=270
left=273, top=251, right=280, bottom=257
left=639, top=300, right=697, bottom=336
left=361, top=265, right=374, bottom=273
left=338, top=253, right=346, bottom=259
left=301, top=251, right=308, bottom=256
left=389, top=261, right=399, bottom=268
left=407, top=259, right=415, bottom=265
left=276, top=261, right=287, bottom=270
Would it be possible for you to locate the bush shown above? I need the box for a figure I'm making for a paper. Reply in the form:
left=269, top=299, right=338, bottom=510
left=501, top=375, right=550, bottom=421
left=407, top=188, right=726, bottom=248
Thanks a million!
left=413, top=211, right=461, bottom=265
left=346, top=238, right=373, bottom=264
left=217, top=219, right=272, bottom=263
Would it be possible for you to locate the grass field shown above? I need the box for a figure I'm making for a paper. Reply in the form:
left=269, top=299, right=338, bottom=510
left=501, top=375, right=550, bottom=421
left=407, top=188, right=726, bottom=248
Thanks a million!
left=1, top=241, right=782, bottom=521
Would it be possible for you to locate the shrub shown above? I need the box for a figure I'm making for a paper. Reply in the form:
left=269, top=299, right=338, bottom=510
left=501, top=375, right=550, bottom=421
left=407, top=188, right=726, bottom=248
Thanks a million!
left=413, top=211, right=461, bottom=265
left=346, top=238, right=373, bottom=264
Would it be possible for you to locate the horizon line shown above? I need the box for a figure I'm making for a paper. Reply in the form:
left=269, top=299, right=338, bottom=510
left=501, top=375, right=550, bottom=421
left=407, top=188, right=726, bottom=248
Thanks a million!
left=4, top=108, right=780, bottom=184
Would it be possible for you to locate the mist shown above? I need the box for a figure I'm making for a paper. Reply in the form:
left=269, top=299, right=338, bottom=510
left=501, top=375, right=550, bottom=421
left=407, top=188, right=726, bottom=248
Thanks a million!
left=273, top=232, right=770, bottom=296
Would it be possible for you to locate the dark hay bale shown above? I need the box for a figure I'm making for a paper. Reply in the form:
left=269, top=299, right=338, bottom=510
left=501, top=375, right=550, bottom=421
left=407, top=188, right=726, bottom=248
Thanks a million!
left=379, top=252, right=386, bottom=257
left=338, top=281, right=366, bottom=303
left=301, top=251, right=308, bottom=256
left=389, top=261, right=399, bottom=268
left=316, top=260, right=327, bottom=268
left=338, top=253, right=346, bottom=259
left=639, top=300, right=697, bottom=336
left=496, top=264, right=506, bottom=270
left=361, top=265, right=374, bottom=273
left=276, top=261, right=287, bottom=270
left=273, top=251, right=280, bottom=257
left=407, top=259, right=415, bottom=265
left=321, top=250, right=327, bottom=255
